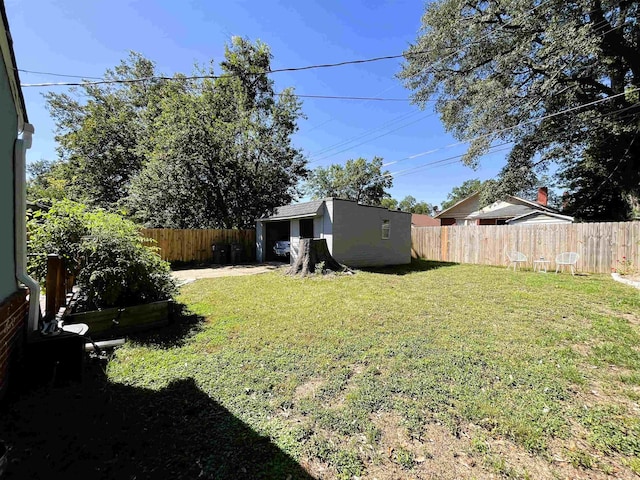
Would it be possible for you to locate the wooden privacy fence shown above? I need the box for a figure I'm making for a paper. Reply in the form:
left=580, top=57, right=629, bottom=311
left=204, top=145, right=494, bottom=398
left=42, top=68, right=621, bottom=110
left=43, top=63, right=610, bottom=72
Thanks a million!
left=411, top=222, right=640, bottom=274
left=141, top=228, right=256, bottom=263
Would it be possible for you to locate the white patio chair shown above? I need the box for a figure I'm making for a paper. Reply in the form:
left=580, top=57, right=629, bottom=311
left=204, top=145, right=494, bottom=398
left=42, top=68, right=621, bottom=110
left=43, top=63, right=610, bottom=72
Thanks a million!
left=505, top=251, right=527, bottom=271
left=555, top=252, right=579, bottom=275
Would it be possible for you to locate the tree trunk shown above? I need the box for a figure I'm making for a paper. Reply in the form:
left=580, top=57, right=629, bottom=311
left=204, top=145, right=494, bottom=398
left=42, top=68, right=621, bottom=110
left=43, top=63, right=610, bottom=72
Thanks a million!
left=286, top=238, right=348, bottom=276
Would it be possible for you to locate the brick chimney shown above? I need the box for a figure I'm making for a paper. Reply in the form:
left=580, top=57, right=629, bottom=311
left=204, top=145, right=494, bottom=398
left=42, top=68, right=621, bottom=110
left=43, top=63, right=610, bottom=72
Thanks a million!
left=537, top=187, right=548, bottom=206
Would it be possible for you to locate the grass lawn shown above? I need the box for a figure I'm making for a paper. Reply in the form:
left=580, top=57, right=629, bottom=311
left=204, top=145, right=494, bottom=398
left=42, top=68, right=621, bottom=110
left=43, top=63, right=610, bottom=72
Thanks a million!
left=3, top=260, right=640, bottom=479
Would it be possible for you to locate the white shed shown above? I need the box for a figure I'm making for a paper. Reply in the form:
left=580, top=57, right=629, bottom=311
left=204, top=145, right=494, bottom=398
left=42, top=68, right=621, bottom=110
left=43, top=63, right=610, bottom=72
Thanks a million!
left=256, top=198, right=412, bottom=267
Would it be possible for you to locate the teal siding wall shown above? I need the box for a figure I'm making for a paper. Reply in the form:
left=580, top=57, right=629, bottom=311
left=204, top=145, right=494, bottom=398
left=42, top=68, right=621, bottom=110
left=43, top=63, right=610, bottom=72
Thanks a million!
left=0, top=63, right=17, bottom=301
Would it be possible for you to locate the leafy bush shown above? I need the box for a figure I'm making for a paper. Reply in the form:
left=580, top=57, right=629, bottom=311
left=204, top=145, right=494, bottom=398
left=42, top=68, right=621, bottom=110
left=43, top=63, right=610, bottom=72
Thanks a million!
left=28, top=199, right=176, bottom=310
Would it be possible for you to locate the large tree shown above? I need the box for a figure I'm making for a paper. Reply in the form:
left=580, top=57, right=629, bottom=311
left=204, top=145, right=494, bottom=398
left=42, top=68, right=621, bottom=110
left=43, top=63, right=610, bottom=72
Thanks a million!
left=127, top=38, right=306, bottom=228
left=45, top=53, right=162, bottom=209
left=400, top=0, right=640, bottom=221
left=398, top=195, right=434, bottom=214
left=305, top=157, right=393, bottom=205
left=43, top=40, right=307, bottom=228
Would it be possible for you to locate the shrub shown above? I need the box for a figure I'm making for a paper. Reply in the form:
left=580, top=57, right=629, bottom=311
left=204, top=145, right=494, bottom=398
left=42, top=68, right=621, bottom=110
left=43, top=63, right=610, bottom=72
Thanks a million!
left=28, top=199, right=176, bottom=310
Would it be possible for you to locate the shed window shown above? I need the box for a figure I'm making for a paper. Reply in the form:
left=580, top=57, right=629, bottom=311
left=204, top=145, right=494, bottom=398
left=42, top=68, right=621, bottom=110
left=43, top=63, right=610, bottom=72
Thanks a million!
left=381, top=219, right=390, bottom=239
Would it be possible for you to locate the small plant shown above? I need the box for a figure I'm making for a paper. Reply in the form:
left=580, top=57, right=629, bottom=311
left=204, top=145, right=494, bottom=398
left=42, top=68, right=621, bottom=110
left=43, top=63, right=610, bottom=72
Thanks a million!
left=566, top=449, right=594, bottom=469
left=613, top=256, right=636, bottom=276
left=28, top=199, right=176, bottom=310
left=395, top=446, right=415, bottom=469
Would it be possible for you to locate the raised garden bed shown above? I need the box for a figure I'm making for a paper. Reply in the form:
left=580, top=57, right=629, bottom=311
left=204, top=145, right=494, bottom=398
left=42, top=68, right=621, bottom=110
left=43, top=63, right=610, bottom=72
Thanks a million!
left=64, top=300, right=173, bottom=340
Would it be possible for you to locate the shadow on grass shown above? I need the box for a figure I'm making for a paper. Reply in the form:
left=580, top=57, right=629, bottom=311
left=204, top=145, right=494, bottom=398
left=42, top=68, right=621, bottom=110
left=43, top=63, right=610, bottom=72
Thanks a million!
left=127, top=302, right=206, bottom=350
left=360, top=258, right=459, bottom=276
left=1, top=361, right=313, bottom=480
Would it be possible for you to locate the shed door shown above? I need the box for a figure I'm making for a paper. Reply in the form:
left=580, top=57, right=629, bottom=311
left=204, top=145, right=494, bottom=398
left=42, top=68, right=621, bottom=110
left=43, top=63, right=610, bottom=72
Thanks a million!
left=300, top=218, right=314, bottom=238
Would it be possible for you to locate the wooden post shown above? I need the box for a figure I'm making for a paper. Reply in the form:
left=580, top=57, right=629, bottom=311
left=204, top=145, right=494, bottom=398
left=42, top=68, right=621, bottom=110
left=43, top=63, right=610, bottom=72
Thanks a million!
left=45, top=254, right=63, bottom=320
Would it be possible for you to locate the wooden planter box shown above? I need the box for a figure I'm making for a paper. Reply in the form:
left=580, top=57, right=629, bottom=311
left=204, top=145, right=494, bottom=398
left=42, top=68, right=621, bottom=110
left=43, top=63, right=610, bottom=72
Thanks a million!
left=65, top=300, right=173, bottom=340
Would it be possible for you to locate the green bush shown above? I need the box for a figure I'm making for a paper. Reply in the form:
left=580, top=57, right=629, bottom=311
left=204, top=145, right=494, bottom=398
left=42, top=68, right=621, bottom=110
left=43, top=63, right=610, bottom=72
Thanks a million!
left=28, top=199, right=176, bottom=310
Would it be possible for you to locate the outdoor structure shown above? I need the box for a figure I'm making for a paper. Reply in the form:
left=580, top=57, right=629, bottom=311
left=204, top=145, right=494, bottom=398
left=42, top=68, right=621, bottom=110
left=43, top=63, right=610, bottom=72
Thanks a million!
left=256, top=198, right=412, bottom=267
left=0, top=3, right=38, bottom=398
left=435, top=187, right=574, bottom=226
left=411, top=213, right=440, bottom=227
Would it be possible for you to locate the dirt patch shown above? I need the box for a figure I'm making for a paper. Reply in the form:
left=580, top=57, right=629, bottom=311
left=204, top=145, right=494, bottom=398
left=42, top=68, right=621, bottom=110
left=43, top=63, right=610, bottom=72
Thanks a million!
left=595, top=305, right=640, bottom=327
left=359, top=413, right=637, bottom=480
left=172, top=262, right=286, bottom=283
left=293, top=378, right=325, bottom=401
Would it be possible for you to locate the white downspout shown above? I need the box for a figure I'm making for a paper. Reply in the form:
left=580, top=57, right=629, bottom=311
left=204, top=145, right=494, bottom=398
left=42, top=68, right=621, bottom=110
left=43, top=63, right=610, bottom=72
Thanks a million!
left=14, top=123, right=40, bottom=331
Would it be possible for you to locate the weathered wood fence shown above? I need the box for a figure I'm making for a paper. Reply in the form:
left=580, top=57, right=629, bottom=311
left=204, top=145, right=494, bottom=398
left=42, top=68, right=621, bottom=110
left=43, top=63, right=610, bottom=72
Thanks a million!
left=411, top=222, right=640, bottom=274
left=141, top=229, right=256, bottom=263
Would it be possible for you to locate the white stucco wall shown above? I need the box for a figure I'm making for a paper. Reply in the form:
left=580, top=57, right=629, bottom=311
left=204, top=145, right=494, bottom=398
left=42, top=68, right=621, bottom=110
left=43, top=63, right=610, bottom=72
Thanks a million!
left=289, top=219, right=300, bottom=262
left=331, top=199, right=411, bottom=267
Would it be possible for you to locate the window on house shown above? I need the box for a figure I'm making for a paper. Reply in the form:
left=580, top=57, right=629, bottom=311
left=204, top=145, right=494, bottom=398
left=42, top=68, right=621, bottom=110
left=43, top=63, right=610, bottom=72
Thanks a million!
left=382, top=219, right=390, bottom=239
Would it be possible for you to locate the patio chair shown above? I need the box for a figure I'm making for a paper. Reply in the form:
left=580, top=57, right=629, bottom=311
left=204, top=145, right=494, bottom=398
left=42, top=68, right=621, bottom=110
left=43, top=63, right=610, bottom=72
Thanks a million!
left=505, top=251, right=527, bottom=271
left=555, top=252, right=579, bottom=275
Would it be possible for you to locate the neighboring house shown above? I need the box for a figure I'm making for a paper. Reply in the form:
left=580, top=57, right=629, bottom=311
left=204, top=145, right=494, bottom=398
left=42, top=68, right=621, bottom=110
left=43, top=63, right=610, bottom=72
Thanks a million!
left=435, top=187, right=574, bottom=226
left=256, top=198, right=412, bottom=267
left=411, top=213, right=440, bottom=227
left=1, top=3, right=37, bottom=398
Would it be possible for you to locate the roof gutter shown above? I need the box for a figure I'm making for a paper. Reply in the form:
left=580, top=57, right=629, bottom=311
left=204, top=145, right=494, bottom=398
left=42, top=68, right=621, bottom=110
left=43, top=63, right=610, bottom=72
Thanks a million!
left=14, top=123, right=39, bottom=331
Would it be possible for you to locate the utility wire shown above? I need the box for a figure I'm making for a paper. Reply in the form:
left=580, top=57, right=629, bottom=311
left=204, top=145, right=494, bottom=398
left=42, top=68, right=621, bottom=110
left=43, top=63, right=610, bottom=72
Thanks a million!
left=305, top=0, right=622, bottom=163
left=16, top=0, right=557, bottom=88
left=17, top=50, right=429, bottom=88
left=381, top=90, right=640, bottom=169
left=309, top=112, right=437, bottom=164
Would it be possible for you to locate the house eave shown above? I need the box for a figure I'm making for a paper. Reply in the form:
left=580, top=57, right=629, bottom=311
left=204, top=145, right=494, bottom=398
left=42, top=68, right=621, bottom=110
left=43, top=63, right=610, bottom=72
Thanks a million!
left=1, top=2, right=28, bottom=128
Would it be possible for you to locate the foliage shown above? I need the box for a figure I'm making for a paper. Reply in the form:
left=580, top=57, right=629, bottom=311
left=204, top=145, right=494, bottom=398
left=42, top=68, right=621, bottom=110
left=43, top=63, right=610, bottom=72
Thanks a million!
left=380, top=197, right=398, bottom=210
left=381, top=195, right=434, bottom=214
left=43, top=41, right=307, bottom=227
left=45, top=53, right=159, bottom=209
left=127, top=38, right=307, bottom=228
left=27, top=199, right=175, bottom=309
left=305, top=156, right=392, bottom=205
left=400, top=0, right=640, bottom=221
left=613, top=256, right=636, bottom=276
left=26, top=159, right=71, bottom=204
left=398, top=195, right=434, bottom=214
left=107, top=262, right=640, bottom=478
left=27, top=199, right=88, bottom=283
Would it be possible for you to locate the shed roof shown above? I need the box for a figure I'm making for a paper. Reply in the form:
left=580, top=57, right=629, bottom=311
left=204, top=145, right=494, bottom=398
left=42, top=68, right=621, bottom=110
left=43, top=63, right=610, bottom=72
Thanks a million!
left=506, top=210, right=574, bottom=224
left=260, top=199, right=325, bottom=221
left=470, top=204, right=533, bottom=220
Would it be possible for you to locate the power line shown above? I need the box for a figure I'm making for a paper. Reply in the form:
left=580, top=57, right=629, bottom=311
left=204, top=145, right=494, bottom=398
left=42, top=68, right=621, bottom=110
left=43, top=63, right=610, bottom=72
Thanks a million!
left=309, top=111, right=437, bottom=164
left=308, top=109, right=424, bottom=159
left=277, top=93, right=409, bottom=102
left=17, top=49, right=429, bottom=88
left=380, top=89, right=640, bottom=170
left=15, top=0, right=557, bottom=89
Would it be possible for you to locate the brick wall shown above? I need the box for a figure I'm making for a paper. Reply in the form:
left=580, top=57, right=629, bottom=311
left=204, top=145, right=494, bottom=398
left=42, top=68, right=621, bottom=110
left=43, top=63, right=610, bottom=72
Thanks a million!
left=0, top=288, right=28, bottom=398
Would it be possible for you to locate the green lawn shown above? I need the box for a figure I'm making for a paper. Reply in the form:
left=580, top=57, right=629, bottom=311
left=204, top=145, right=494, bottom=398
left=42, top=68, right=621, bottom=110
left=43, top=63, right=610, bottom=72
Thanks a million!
left=108, top=261, right=640, bottom=479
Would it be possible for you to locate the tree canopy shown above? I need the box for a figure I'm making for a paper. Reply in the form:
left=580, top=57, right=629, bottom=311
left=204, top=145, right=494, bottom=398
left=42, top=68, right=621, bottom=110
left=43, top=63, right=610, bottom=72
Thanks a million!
left=400, top=0, right=640, bottom=221
left=305, top=157, right=392, bottom=206
left=43, top=39, right=307, bottom=228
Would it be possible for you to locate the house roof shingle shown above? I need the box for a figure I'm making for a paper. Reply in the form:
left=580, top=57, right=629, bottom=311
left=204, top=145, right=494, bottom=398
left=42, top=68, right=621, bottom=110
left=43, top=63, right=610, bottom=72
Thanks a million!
left=261, top=200, right=324, bottom=221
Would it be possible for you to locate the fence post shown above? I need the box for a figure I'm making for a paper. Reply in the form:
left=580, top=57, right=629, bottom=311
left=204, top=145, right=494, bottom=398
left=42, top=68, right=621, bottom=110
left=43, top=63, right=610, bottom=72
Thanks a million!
left=45, top=254, right=63, bottom=320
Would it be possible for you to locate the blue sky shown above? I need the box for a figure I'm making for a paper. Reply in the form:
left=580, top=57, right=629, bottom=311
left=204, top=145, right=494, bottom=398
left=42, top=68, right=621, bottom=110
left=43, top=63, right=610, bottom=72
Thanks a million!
left=6, top=0, right=508, bottom=208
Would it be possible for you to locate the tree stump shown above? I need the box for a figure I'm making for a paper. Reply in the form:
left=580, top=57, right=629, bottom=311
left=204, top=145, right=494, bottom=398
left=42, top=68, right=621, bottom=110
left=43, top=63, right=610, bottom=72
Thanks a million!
left=286, top=238, right=348, bottom=276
